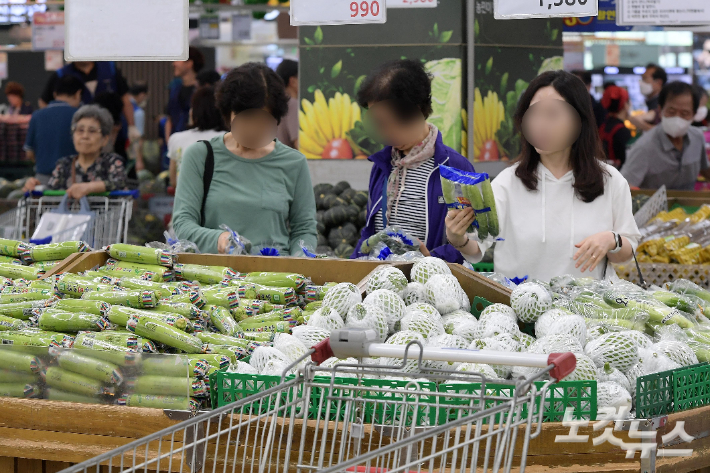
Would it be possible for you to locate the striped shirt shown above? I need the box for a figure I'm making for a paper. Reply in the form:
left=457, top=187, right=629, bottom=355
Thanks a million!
left=374, top=158, right=437, bottom=243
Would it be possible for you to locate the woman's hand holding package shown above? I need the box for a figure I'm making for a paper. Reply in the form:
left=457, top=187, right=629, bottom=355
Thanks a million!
left=217, top=232, right=231, bottom=254
left=574, top=231, right=616, bottom=273
left=445, top=208, right=475, bottom=246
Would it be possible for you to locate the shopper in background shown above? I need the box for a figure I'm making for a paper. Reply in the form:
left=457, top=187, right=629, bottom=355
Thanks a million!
left=449, top=70, right=639, bottom=281
left=94, top=92, right=128, bottom=162
left=172, top=62, right=317, bottom=255
left=168, top=86, right=227, bottom=187
left=129, top=83, right=149, bottom=171
left=24, top=105, right=127, bottom=198
left=351, top=59, right=475, bottom=264
left=275, top=59, right=299, bottom=149
left=166, top=47, right=205, bottom=138
left=573, top=70, right=606, bottom=128
left=197, top=70, right=222, bottom=88
left=22, top=76, right=83, bottom=188
left=599, top=85, right=632, bottom=168
left=39, top=61, right=139, bottom=144
left=3, top=82, right=33, bottom=115
left=622, top=81, right=710, bottom=190
left=629, top=63, right=668, bottom=132
left=692, top=86, right=709, bottom=128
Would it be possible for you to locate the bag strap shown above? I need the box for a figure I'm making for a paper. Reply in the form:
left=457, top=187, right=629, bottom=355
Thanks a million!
left=601, top=247, right=647, bottom=288
left=200, top=140, right=215, bottom=227
left=71, top=156, right=78, bottom=186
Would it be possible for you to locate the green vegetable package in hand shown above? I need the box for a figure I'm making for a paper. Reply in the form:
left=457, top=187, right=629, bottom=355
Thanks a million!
left=439, top=165, right=499, bottom=240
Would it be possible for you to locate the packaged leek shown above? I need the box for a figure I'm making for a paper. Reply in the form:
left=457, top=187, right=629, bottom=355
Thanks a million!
left=54, top=276, right=115, bottom=297
left=197, top=332, right=253, bottom=347
left=45, top=388, right=103, bottom=404
left=45, top=366, right=114, bottom=396
left=251, top=284, right=297, bottom=306
left=202, top=344, right=249, bottom=363
left=0, top=370, right=37, bottom=385
left=188, top=353, right=230, bottom=369
left=117, top=278, right=176, bottom=299
left=141, top=356, right=210, bottom=378
left=106, top=243, right=173, bottom=267
left=1, top=329, right=73, bottom=348
left=167, top=290, right=207, bottom=309
left=241, top=272, right=308, bottom=290
left=2, top=350, right=43, bottom=374
left=83, top=290, right=158, bottom=309
left=174, top=263, right=238, bottom=284
left=29, top=280, right=53, bottom=291
left=22, top=241, right=90, bottom=263
left=101, top=259, right=172, bottom=282
left=0, top=383, right=39, bottom=398
left=0, top=238, right=29, bottom=258
left=107, top=306, right=188, bottom=330
left=0, top=314, right=26, bottom=331
left=202, top=287, right=239, bottom=309
left=439, top=165, right=500, bottom=239
left=0, top=263, right=42, bottom=280
left=0, top=256, right=23, bottom=265
left=54, top=349, right=123, bottom=384
left=209, top=305, right=240, bottom=336
left=127, top=375, right=207, bottom=397
left=237, top=331, right=275, bottom=343
left=29, top=260, right=63, bottom=272
left=72, top=335, right=140, bottom=366
left=38, top=310, right=109, bottom=332
left=126, top=315, right=203, bottom=354
left=118, top=394, right=198, bottom=411
left=153, top=302, right=201, bottom=319
left=54, top=299, right=111, bottom=317
left=0, top=300, right=49, bottom=321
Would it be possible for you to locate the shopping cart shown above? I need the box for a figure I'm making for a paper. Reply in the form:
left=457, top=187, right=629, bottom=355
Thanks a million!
left=0, top=189, right=138, bottom=248
left=59, top=328, right=576, bottom=473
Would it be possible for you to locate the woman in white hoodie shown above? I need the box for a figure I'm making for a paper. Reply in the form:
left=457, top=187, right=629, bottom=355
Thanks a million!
left=448, top=70, right=640, bottom=281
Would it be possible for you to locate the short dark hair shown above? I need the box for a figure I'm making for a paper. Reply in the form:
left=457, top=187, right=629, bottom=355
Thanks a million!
left=54, top=76, right=84, bottom=97
left=276, top=59, right=298, bottom=86
left=191, top=86, right=226, bottom=132
left=646, top=63, right=668, bottom=86
left=215, top=62, right=290, bottom=125
left=197, top=69, right=222, bottom=87
left=130, top=82, right=148, bottom=96
left=93, top=92, right=123, bottom=124
left=659, top=81, right=699, bottom=113
left=189, top=47, right=205, bottom=73
left=357, top=59, right=433, bottom=120
left=4, top=82, right=24, bottom=98
left=573, top=70, right=592, bottom=86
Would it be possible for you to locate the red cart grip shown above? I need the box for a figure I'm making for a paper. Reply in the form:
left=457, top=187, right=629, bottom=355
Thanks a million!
left=547, top=352, right=577, bottom=381
left=311, top=338, right=334, bottom=365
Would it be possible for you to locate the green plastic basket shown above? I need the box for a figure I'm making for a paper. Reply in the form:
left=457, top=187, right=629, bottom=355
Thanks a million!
left=472, top=262, right=494, bottom=273
left=673, top=362, right=710, bottom=413
left=470, top=296, right=493, bottom=318
left=635, top=367, right=676, bottom=418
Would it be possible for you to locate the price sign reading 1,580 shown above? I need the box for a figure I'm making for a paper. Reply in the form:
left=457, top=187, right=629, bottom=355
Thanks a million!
left=290, top=0, right=387, bottom=25
left=494, top=0, right=597, bottom=19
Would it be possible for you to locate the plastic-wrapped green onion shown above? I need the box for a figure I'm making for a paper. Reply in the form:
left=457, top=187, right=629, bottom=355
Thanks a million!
left=252, top=284, right=297, bottom=306
left=141, top=355, right=210, bottom=378
left=2, top=350, right=43, bottom=374
left=118, top=394, right=198, bottom=411
left=243, top=272, right=307, bottom=290
left=0, top=291, right=50, bottom=304
left=0, top=263, right=42, bottom=280
left=202, top=345, right=249, bottom=363
left=83, top=290, right=158, bottom=309
left=54, top=350, right=123, bottom=384
left=201, top=287, right=240, bottom=309
left=54, top=278, right=114, bottom=297
left=1, top=329, right=73, bottom=348
left=187, top=353, right=229, bottom=369
left=0, top=300, right=53, bottom=320
left=38, top=310, right=109, bottom=332
left=72, top=335, right=140, bottom=366
left=127, top=375, right=207, bottom=397
left=106, top=243, right=173, bottom=267
left=0, top=314, right=25, bottom=331
left=54, top=299, right=111, bottom=317
left=23, top=241, right=90, bottom=263
left=28, top=280, right=54, bottom=291
left=126, top=315, right=203, bottom=354
left=0, top=383, right=39, bottom=398
left=197, top=332, right=252, bottom=347
left=0, top=238, right=29, bottom=257
left=209, top=305, right=240, bottom=336
left=29, top=260, right=63, bottom=272
left=118, top=278, right=176, bottom=299
left=108, top=306, right=188, bottom=330
left=174, top=263, right=238, bottom=284
left=45, top=366, right=113, bottom=396
left=153, top=302, right=201, bottom=319
left=237, top=332, right=275, bottom=343
left=103, top=260, right=173, bottom=282
left=0, top=256, right=23, bottom=265
left=167, top=290, right=207, bottom=309
left=45, top=388, right=103, bottom=404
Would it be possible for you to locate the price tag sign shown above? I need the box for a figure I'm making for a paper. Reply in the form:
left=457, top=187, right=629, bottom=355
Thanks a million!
left=32, top=12, right=65, bottom=51
left=617, top=0, right=710, bottom=25
left=200, top=15, right=220, bottom=40
left=232, top=13, right=252, bottom=41
left=388, top=0, right=437, bottom=8
left=494, top=0, right=598, bottom=19
left=291, top=0, right=387, bottom=26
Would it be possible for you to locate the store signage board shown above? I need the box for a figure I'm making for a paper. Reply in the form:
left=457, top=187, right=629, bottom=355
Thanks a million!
left=65, top=0, right=188, bottom=61
left=291, top=0, right=387, bottom=26
left=32, top=12, right=65, bottom=51
left=495, top=0, right=598, bottom=19
left=232, top=13, right=252, bottom=42
left=617, top=0, right=710, bottom=25
left=200, top=15, right=220, bottom=40
left=388, top=0, right=437, bottom=8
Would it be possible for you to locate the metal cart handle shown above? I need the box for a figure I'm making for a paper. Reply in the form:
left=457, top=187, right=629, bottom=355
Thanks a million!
left=28, top=189, right=140, bottom=199
left=312, top=328, right=577, bottom=381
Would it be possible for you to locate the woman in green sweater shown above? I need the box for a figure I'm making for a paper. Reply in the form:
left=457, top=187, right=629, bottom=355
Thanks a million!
left=172, top=63, right=317, bottom=255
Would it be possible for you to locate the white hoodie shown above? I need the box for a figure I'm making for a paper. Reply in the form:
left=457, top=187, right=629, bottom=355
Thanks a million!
left=470, top=162, right=641, bottom=282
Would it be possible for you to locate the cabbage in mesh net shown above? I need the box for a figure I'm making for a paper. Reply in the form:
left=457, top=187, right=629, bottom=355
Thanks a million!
left=404, top=302, right=441, bottom=319
left=345, top=303, right=389, bottom=342
left=652, top=341, right=698, bottom=367
left=380, top=330, right=427, bottom=373
left=598, top=362, right=631, bottom=392
left=402, top=282, right=427, bottom=305
left=511, top=283, right=552, bottom=323
left=364, top=289, right=406, bottom=325
left=513, top=332, right=535, bottom=351
left=322, top=283, right=362, bottom=318
left=411, top=257, right=452, bottom=284
left=480, top=303, right=516, bottom=322
left=597, top=381, right=632, bottom=411
left=456, top=362, right=500, bottom=380
left=473, top=313, right=520, bottom=339
left=620, top=330, right=653, bottom=349
left=469, top=334, right=521, bottom=379
left=456, top=320, right=480, bottom=343
left=528, top=334, right=583, bottom=355
left=308, top=307, right=345, bottom=331
left=291, top=325, right=331, bottom=349
left=425, top=274, right=464, bottom=315
left=400, top=309, right=445, bottom=339
left=320, top=357, right=358, bottom=369
left=442, top=311, right=478, bottom=334
left=425, top=333, right=468, bottom=370
left=250, top=347, right=293, bottom=374
left=584, top=332, right=639, bottom=373
left=230, top=361, right=258, bottom=374
left=625, top=348, right=681, bottom=397
left=535, top=308, right=570, bottom=339
left=273, top=333, right=310, bottom=364
left=367, top=266, right=408, bottom=295
left=562, top=353, right=597, bottom=381
left=547, top=315, right=587, bottom=347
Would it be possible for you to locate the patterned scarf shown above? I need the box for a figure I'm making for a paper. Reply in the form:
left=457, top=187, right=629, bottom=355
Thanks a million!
left=386, top=124, right=438, bottom=221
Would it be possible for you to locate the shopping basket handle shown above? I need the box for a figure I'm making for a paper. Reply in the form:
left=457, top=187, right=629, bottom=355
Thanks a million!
left=27, top=189, right=140, bottom=199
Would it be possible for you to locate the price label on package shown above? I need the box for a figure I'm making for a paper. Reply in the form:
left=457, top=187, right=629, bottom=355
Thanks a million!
left=291, top=0, right=387, bottom=26
left=494, top=0, right=598, bottom=19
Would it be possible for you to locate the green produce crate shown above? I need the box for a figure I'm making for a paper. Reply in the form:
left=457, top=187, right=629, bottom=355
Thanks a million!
left=470, top=296, right=493, bottom=318
left=472, top=263, right=494, bottom=273
left=673, top=362, right=710, bottom=412
left=635, top=362, right=708, bottom=418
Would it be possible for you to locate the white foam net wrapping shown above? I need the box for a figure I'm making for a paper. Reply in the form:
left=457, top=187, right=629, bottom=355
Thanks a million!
left=598, top=364, right=631, bottom=392
left=456, top=362, right=500, bottom=380
left=274, top=333, right=310, bottom=362
left=587, top=325, right=609, bottom=341
left=597, top=381, right=632, bottom=411
left=510, top=283, right=552, bottom=323
left=442, top=311, right=478, bottom=334
left=425, top=274, right=464, bottom=315
left=455, top=320, right=481, bottom=343
left=425, top=334, right=468, bottom=370
left=291, top=325, right=331, bottom=348
left=535, top=309, right=569, bottom=339
left=411, top=257, right=452, bottom=284
left=380, top=330, right=427, bottom=374
left=320, top=357, right=358, bottom=369
left=473, top=314, right=520, bottom=339
left=308, top=308, right=345, bottom=331
left=230, top=361, right=258, bottom=374
left=345, top=303, right=389, bottom=342
left=653, top=324, right=689, bottom=342
left=625, top=348, right=681, bottom=397
left=480, top=303, right=517, bottom=322
left=364, top=289, right=406, bottom=325
left=584, top=332, right=640, bottom=373
left=322, top=283, right=362, bottom=318
left=562, top=353, right=598, bottom=382
left=250, top=347, right=293, bottom=375
left=513, top=332, right=535, bottom=351
left=528, top=334, right=583, bottom=355
left=404, top=302, right=441, bottom=319
left=402, top=282, right=427, bottom=305
left=547, top=315, right=587, bottom=347
left=457, top=288, right=470, bottom=314
left=367, top=266, right=409, bottom=295
left=618, top=330, right=654, bottom=349
left=652, top=341, right=699, bottom=367
left=400, top=309, right=445, bottom=340
left=469, top=334, right=521, bottom=378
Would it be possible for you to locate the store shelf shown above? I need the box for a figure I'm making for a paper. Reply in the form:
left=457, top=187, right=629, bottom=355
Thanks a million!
left=189, top=3, right=290, bottom=13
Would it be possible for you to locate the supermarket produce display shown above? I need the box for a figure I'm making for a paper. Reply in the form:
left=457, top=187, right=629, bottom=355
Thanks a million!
left=637, top=205, right=710, bottom=264
left=314, top=181, right=369, bottom=258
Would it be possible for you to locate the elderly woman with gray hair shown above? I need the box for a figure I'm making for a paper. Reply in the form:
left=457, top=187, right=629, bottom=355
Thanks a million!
left=24, top=104, right=127, bottom=199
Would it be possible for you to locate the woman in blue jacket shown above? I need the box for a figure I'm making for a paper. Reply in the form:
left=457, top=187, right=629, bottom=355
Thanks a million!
left=351, top=59, right=475, bottom=264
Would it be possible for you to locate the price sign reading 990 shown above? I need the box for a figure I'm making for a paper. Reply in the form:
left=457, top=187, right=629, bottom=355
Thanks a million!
left=291, top=0, right=387, bottom=26
left=494, top=0, right=597, bottom=19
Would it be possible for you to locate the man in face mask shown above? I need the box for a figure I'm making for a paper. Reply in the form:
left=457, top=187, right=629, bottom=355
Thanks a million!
left=622, top=81, right=710, bottom=190
left=629, top=64, right=668, bottom=133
